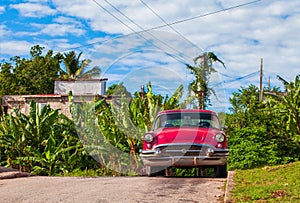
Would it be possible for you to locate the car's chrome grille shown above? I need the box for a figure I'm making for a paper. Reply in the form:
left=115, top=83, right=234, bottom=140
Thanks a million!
left=154, top=145, right=210, bottom=157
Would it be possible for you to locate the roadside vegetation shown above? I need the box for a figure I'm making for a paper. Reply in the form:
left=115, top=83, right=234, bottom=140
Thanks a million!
left=226, top=76, right=300, bottom=170
left=231, top=161, right=300, bottom=202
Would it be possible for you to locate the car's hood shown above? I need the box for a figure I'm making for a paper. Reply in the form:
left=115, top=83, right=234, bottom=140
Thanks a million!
left=154, top=127, right=218, bottom=144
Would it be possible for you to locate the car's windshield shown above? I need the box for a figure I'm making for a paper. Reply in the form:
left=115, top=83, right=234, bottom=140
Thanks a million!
left=154, top=112, right=221, bottom=130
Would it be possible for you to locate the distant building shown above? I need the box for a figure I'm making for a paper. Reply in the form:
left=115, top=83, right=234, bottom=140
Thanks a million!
left=2, top=78, right=108, bottom=118
left=54, top=78, right=107, bottom=96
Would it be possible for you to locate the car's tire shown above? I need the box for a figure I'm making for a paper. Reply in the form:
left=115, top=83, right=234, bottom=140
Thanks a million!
left=215, top=164, right=227, bottom=178
left=145, top=166, right=165, bottom=177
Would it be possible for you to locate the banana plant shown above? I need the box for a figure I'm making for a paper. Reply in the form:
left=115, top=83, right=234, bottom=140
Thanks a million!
left=0, top=113, right=28, bottom=169
left=270, top=75, right=300, bottom=145
left=0, top=100, right=87, bottom=175
left=19, top=131, right=67, bottom=175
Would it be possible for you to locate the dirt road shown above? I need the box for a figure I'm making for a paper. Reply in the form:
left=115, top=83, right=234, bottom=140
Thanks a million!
left=0, top=176, right=226, bottom=203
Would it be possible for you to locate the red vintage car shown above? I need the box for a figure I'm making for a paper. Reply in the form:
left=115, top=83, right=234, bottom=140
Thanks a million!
left=140, top=109, right=229, bottom=177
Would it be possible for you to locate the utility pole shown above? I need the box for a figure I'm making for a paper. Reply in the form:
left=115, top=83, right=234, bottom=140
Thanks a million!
left=141, top=85, right=145, bottom=99
left=259, top=58, right=263, bottom=101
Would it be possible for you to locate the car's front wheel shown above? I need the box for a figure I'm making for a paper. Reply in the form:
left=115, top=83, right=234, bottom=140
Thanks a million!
left=215, top=164, right=227, bottom=178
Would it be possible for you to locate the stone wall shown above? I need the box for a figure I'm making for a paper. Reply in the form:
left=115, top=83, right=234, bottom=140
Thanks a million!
left=2, top=94, right=105, bottom=119
left=2, top=95, right=72, bottom=118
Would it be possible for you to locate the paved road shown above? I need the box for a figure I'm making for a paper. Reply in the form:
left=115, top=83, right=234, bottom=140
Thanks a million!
left=0, top=176, right=226, bottom=203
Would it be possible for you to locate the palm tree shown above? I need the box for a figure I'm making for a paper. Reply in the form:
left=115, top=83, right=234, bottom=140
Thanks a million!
left=61, top=51, right=100, bottom=79
left=185, top=52, right=225, bottom=109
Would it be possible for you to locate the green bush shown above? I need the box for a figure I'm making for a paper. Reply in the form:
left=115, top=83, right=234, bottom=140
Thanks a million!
left=227, top=127, right=283, bottom=169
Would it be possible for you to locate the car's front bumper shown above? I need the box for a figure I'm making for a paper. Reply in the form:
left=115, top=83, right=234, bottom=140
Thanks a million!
left=140, top=144, right=229, bottom=167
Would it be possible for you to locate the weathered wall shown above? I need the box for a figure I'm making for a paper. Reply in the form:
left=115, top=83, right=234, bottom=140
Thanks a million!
left=2, top=95, right=72, bottom=118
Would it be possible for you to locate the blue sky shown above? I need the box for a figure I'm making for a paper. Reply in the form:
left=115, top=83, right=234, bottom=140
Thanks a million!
left=1, top=0, right=300, bottom=111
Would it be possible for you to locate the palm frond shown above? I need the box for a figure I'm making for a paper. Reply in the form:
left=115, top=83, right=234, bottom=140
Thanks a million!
left=207, top=52, right=226, bottom=69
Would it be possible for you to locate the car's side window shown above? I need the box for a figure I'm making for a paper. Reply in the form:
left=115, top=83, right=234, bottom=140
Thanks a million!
left=153, top=117, right=161, bottom=129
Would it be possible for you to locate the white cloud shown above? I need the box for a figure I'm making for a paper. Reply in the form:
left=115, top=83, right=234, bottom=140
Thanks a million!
left=52, top=0, right=99, bottom=19
left=9, top=3, right=57, bottom=17
left=0, top=25, right=10, bottom=38
left=0, top=40, right=32, bottom=56
left=0, top=6, right=5, bottom=15
left=39, top=23, right=85, bottom=37
left=53, top=16, right=81, bottom=25
left=44, top=39, right=83, bottom=53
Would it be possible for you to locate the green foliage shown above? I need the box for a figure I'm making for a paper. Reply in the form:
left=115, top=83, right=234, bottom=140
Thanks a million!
left=271, top=75, right=300, bottom=141
left=0, top=63, right=16, bottom=97
left=106, top=82, right=132, bottom=98
left=0, top=45, right=62, bottom=97
left=0, top=101, right=96, bottom=175
left=61, top=51, right=90, bottom=79
left=226, top=79, right=300, bottom=170
left=60, top=51, right=100, bottom=79
left=228, top=127, right=283, bottom=169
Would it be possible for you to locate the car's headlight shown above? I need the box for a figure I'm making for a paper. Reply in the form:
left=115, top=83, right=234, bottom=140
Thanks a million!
left=144, top=133, right=154, bottom=143
left=215, top=133, right=225, bottom=142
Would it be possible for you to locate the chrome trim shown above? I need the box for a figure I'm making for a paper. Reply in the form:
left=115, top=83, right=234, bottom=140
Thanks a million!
left=140, top=143, right=229, bottom=167
left=141, top=156, right=228, bottom=166
left=153, top=142, right=213, bottom=149
left=140, top=152, right=229, bottom=158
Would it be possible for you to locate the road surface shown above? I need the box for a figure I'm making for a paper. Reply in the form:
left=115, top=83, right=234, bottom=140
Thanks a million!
left=0, top=176, right=226, bottom=203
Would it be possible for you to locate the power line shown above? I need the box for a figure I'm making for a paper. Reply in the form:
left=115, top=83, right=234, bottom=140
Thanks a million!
left=219, top=72, right=236, bottom=79
left=213, top=71, right=260, bottom=87
left=138, top=0, right=204, bottom=52
left=66, top=0, right=262, bottom=51
left=93, top=0, right=191, bottom=64
left=91, top=0, right=137, bottom=33
left=101, top=0, right=194, bottom=62
left=158, top=0, right=262, bottom=28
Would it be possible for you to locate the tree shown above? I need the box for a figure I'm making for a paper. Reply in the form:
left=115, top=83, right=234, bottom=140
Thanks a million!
left=106, top=82, right=132, bottom=98
left=0, top=62, right=17, bottom=98
left=185, top=52, right=225, bottom=109
left=61, top=51, right=100, bottom=79
left=0, top=45, right=62, bottom=97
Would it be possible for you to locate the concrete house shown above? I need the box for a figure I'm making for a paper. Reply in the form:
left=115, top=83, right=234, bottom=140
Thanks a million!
left=2, top=78, right=108, bottom=118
